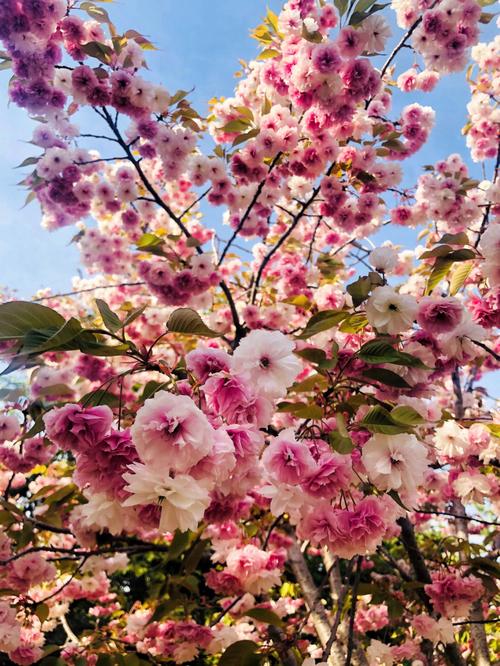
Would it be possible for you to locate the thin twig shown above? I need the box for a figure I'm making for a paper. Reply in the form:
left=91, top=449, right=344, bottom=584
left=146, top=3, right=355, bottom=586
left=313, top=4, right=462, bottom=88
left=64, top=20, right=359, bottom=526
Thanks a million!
left=217, top=152, right=282, bottom=266
left=416, top=509, right=499, bottom=527
left=33, top=282, right=146, bottom=302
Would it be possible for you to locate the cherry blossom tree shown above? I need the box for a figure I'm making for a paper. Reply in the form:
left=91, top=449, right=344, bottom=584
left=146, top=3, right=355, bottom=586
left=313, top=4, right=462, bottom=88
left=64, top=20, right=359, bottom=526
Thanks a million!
left=0, top=1, right=498, bottom=665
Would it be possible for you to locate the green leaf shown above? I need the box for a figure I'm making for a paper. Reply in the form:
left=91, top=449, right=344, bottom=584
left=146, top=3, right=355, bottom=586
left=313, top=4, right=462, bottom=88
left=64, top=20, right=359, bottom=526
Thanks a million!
left=301, top=25, right=323, bottom=43
left=232, top=128, right=260, bottom=147
left=347, top=276, right=372, bottom=307
left=257, top=48, right=280, bottom=60
left=78, top=337, right=130, bottom=357
left=360, top=406, right=410, bottom=435
left=80, top=2, right=111, bottom=22
left=381, top=138, right=406, bottom=152
left=15, top=156, right=40, bottom=169
left=266, top=7, right=280, bottom=32
left=349, top=2, right=391, bottom=26
left=80, top=388, right=120, bottom=408
left=95, top=299, right=122, bottom=333
left=245, top=608, right=284, bottom=627
left=447, top=248, right=476, bottom=261
left=141, top=381, right=168, bottom=402
left=22, top=415, right=44, bottom=440
left=35, top=602, right=50, bottom=623
left=390, top=406, right=425, bottom=426
left=168, top=529, right=191, bottom=559
left=21, top=317, right=83, bottom=354
left=485, top=423, right=500, bottom=439
left=334, top=0, right=349, bottom=16
left=220, top=119, right=252, bottom=133
left=147, top=599, right=182, bottom=625
left=183, top=539, right=209, bottom=574
left=361, top=368, right=411, bottom=389
left=317, top=255, right=343, bottom=277
left=329, top=431, right=354, bottom=454
left=167, top=308, right=221, bottom=338
left=468, top=556, right=500, bottom=578
left=123, top=29, right=157, bottom=50
left=339, top=313, right=368, bottom=333
left=388, top=490, right=411, bottom=512
left=80, top=41, right=113, bottom=64
left=120, top=656, right=150, bottom=666
left=169, top=89, right=189, bottom=105
left=295, top=348, right=327, bottom=364
left=277, top=401, right=324, bottom=419
left=297, top=310, right=348, bottom=339
left=40, top=658, right=66, bottom=666
left=96, top=656, right=116, bottom=666
left=438, top=232, right=469, bottom=245
left=44, top=484, right=77, bottom=505
left=449, top=261, right=473, bottom=295
left=219, top=640, right=261, bottom=666
left=419, top=244, right=454, bottom=259
left=0, top=301, right=64, bottom=341
left=479, top=11, right=496, bottom=23
left=358, top=340, right=426, bottom=367
left=136, top=233, right=165, bottom=254
left=122, top=305, right=147, bottom=328
left=425, top=257, right=454, bottom=295
left=36, top=383, right=74, bottom=398
left=353, top=0, right=376, bottom=13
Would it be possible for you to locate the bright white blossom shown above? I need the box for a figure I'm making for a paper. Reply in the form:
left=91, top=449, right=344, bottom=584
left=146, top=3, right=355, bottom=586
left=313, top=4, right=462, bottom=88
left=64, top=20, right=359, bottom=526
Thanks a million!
left=434, top=421, right=469, bottom=458
left=367, top=639, right=394, bottom=666
left=369, top=247, right=398, bottom=274
left=366, top=286, right=418, bottom=334
left=122, top=462, right=211, bottom=533
left=362, top=433, right=428, bottom=500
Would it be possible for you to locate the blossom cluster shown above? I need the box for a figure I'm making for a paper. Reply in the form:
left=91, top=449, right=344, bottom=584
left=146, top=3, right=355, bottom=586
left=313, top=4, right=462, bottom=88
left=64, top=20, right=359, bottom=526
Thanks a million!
left=0, top=0, right=498, bottom=664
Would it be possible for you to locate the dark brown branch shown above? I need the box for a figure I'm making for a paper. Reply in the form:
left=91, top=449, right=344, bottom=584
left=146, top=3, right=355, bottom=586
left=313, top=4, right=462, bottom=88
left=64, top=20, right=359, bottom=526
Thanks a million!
left=344, top=556, right=362, bottom=666
left=415, top=509, right=499, bottom=527
left=250, top=163, right=335, bottom=304
left=397, top=517, right=467, bottom=666
left=178, top=186, right=211, bottom=219
left=469, top=339, right=500, bottom=362
left=97, top=106, right=245, bottom=341
left=217, top=152, right=282, bottom=266
left=322, top=559, right=355, bottom=662
left=474, top=141, right=500, bottom=248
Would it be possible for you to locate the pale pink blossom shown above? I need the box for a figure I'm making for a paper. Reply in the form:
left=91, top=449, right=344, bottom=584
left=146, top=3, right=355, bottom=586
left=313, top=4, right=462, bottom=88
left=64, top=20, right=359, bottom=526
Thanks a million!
left=131, top=391, right=215, bottom=473
left=231, top=330, right=301, bottom=399
left=225, top=545, right=282, bottom=594
left=262, top=429, right=316, bottom=485
left=0, top=602, right=21, bottom=652
left=44, top=404, right=113, bottom=453
left=417, top=296, right=463, bottom=334
left=425, top=572, right=483, bottom=618
left=434, top=421, right=469, bottom=459
left=361, top=433, right=428, bottom=500
left=413, top=614, right=455, bottom=644
left=0, top=414, right=20, bottom=443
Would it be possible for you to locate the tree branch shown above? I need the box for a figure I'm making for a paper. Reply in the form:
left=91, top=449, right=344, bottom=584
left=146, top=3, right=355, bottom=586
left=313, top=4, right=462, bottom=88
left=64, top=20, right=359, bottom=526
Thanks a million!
left=97, top=106, right=245, bottom=341
left=397, top=517, right=467, bottom=666
left=217, top=152, right=282, bottom=266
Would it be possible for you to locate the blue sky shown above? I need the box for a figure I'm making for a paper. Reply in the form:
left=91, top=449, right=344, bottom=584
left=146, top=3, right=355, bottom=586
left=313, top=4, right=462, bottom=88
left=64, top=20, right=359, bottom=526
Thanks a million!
left=0, top=1, right=496, bottom=297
